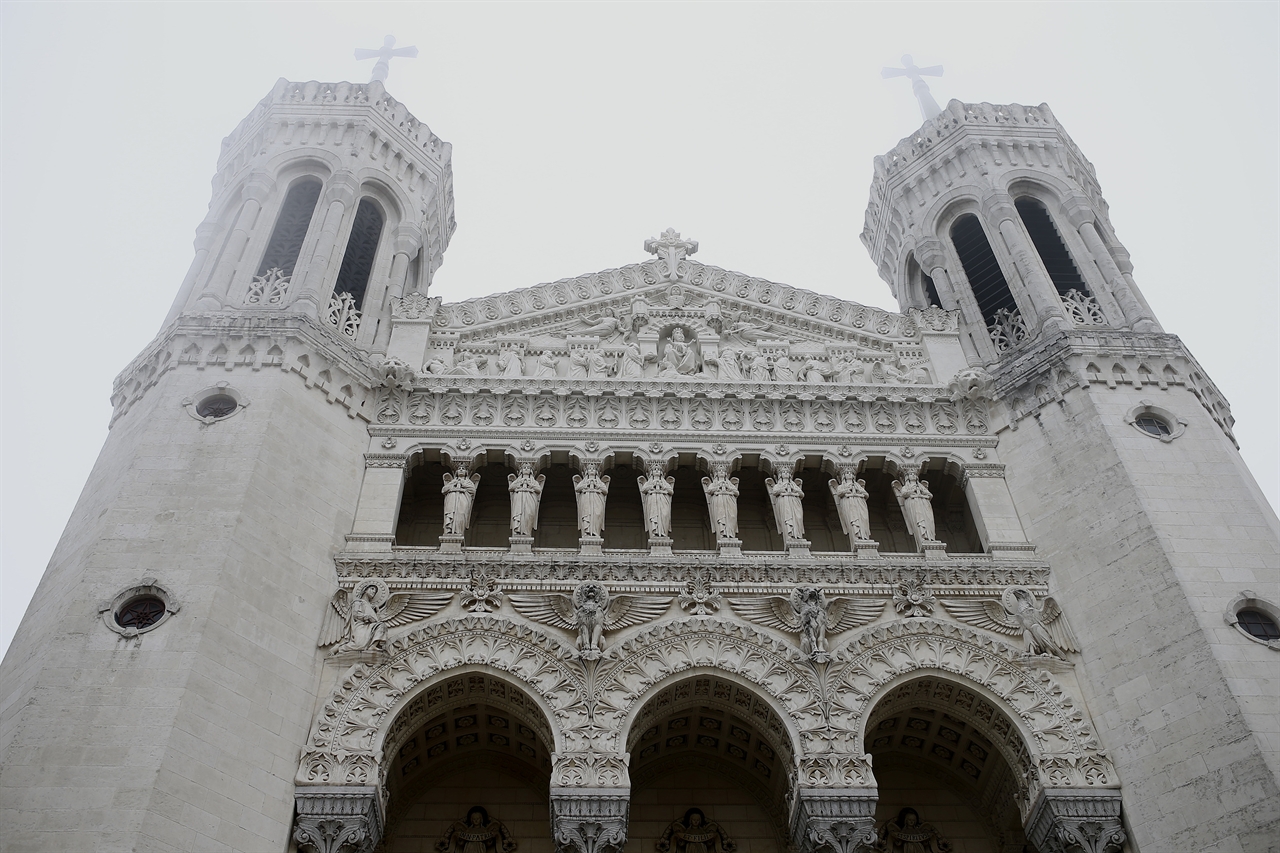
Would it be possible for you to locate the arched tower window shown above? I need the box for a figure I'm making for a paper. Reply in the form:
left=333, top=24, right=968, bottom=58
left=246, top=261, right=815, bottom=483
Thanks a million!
left=1015, top=198, right=1089, bottom=297
left=333, top=199, right=384, bottom=310
left=949, top=214, right=1016, bottom=326
left=255, top=178, right=322, bottom=277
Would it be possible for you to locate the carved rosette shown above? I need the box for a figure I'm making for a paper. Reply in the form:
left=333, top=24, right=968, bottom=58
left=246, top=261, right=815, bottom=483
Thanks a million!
left=293, top=786, right=384, bottom=853
left=1025, top=790, right=1126, bottom=853
left=792, top=792, right=878, bottom=853
left=551, top=791, right=630, bottom=853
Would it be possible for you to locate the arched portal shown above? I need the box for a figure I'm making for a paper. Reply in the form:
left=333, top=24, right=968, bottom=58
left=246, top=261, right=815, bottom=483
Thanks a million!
left=626, top=675, right=796, bottom=853
left=378, top=671, right=555, bottom=852
left=864, top=675, right=1030, bottom=852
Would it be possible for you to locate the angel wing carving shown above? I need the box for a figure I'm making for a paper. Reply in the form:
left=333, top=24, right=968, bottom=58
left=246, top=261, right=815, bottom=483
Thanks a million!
left=510, top=583, right=671, bottom=655
left=726, top=596, right=804, bottom=633
left=942, top=588, right=1079, bottom=659
left=603, top=595, right=675, bottom=630
left=509, top=593, right=578, bottom=632
left=729, top=588, right=884, bottom=658
left=826, top=598, right=887, bottom=633
left=318, top=584, right=453, bottom=654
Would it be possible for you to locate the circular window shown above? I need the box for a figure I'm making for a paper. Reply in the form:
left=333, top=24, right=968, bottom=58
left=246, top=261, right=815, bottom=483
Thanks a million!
left=195, top=394, right=238, bottom=419
left=116, top=595, right=167, bottom=630
left=184, top=383, right=249, bottom=423
left=1224, top=591, right=1280, bottom=649
left=1237, top=609, right=1280, bottom=642
left=1133, top=415, right=1171, bottom=437
left=100, top=579, right=180, bottom=641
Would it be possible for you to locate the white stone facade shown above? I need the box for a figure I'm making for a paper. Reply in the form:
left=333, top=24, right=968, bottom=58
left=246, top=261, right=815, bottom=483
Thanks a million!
left=0, top=82, right=1276, bottom=853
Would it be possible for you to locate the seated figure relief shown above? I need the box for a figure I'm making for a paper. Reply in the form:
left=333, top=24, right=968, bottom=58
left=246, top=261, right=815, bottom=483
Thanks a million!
left=875, top=808, right=951, bottom=853
left=656, top=808, right=736, bottom=853
left=435, top=806, right=518, bottom=853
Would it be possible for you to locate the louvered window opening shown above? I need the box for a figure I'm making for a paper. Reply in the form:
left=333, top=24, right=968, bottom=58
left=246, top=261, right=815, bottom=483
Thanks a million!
left=950, top=215, right=1017, bottom=326
left=334, top=199, right=384, bottom=310
left=256, top=179, right=322, bottom=277
left=1016, top=199, right=1089, bottom=297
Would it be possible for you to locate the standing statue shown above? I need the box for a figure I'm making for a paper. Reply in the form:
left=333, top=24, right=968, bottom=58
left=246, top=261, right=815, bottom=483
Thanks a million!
left=569, top=349, right=590, bottom=379
left=495, top=350, right=524, bottom=377
left=435, top=806, right=518, bottom=853
left=318, top=580, right=453, bottom=654
left=442, top=463, right=481, bottom=535
left=638, top=462, right=676, bottom=538
left=800, top=358, right=829, bottom=384
left=617, top=342, right=653, bottom=379
left=765, top=470, right=806, bottom=541
left=572, top=463, right=610, bottom=538
left=656, top=809, right=736, bottom=853
left=892, top=471, right=936, bottom=544
left=534, top=351, right=560, bottom=378
left=829, top=471, right=871, bottom=542
left=747, top=351, right=772, bottom=382
left=705, top=347, right=743, bottom=382
left=942, top=586, right=1080, bottom=660
left=508, top=462, right=546, bottom=536
left=701, top=466, right=740, bottom=540
left=875, top=807, right=952, bottom=853
left=586, top=349, right=614, bottom=379
left=509, top=581, right=671, bottom=656
left=659, top=327, right=700, bottom=377
left=771, top=355, right=796, bottom=382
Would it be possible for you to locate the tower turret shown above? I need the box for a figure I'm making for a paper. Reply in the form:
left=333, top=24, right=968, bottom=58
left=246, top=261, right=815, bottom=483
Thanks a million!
left=862, top=100, right=1159, bottom=364
left=170, top=78, right=455, bottom=355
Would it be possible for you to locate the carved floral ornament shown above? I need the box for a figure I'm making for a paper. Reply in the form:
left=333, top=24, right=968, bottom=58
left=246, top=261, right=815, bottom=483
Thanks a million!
left=295, top=613, right=1113, bottom=803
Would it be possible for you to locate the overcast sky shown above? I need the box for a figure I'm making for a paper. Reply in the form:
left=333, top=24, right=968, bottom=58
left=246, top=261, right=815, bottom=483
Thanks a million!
left=2, top=2, right=1276, bottom=657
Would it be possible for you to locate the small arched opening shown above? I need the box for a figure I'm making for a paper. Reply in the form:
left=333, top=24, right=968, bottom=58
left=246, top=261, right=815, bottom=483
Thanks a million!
left=602, top=463, right=648, bottom=551
left=533, top=463, right=580, bottom=550
left=378, top=671, right=555, bottom=851
left=396, top=454, right=449, bottom=547
left=467, top=461, right=518, bottom=548
left=670, top=465, right=715, bottom=552
left=949, top=215, right=1017, bottom=328
left=735, top=466, right=784, bottom=553
left=865, top=675, right=1033, bottom=853
left=255, top=177, right=322, bottom=278
left=627, top=675, right=796, bottom=853
left=917, top=458, right=983, bottom=554
left=796, top=463, right=845, bottom=553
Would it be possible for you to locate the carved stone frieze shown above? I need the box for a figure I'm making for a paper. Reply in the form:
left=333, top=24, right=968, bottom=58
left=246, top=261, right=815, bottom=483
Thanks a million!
left=550, top=791, right=630, bottom=853
left=293, top=786, right=384, bottom=853
left=792, top=792, right=879, bottom=853
left=1025, top=789, right=1126, bottom=853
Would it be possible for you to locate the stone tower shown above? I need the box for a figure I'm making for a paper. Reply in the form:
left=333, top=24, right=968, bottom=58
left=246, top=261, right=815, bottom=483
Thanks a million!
left=1, top=84, right=1276, bottom=853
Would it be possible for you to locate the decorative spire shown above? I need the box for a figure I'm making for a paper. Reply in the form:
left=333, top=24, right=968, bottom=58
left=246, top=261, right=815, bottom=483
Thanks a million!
left=354, top=35, right=419, bottom=84
left=644, top=228, right=698, bottom=282
left=881, top=54, right=944, bottom=122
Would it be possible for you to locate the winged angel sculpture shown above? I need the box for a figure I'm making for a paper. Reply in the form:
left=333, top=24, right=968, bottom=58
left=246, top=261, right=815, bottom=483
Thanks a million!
left=509, top=581, right=671, bottom=658
left=942, top=586, right=1079, bottom=660
left=319, top=580, right=454, bottom=654
left=729, top=587, right=884, bottom=659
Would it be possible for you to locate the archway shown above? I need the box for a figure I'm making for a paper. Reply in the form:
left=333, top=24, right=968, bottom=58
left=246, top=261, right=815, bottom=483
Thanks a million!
left=626, top=675, right=797, bottom=853
left=378, top=671, right=555, bottom=851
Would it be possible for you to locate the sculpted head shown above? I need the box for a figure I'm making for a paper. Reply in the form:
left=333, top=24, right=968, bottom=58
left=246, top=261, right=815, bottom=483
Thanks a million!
left=684, top=808, right=705, bottom=828
left=468, top=806, right=489, bottom=827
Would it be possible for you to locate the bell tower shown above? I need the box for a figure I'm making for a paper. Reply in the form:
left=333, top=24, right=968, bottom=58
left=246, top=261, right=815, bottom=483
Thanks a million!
left=863, top=100, right=1280, bottom=851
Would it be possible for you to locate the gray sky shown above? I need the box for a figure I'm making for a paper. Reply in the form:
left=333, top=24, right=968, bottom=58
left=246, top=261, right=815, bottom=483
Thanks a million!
left=2, top=2, right=1277, bottom=657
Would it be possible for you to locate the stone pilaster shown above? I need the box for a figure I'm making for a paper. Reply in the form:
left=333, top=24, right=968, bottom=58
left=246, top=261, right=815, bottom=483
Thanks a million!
left=293, top=786, right=384, bottom=853
left=791, top=791, right=879, bottom=853
left=1025, top=789, right=1126, bottom=853
left=550, top=790, right=630, bottom=853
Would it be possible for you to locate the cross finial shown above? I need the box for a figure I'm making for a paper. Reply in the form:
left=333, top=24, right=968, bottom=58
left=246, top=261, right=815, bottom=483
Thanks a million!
left=881, top=54, right=945, bottom=122
left=644, top=228, right=699, bottom=282
left=354, top=35, right=419, bottom=84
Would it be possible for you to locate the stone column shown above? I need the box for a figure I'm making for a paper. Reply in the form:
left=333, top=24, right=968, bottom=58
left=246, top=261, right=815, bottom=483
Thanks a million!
left=293, top=786, right=384, bottom=853
left=369, top=224, right=422, bottom=353
left=961, top=464, right=1033, bottom=555
left=916, top=239, right=999, bottom=364
left=1025, top=789, right=1126, bottom=853
left=343, top=453, right=407, bottom=553
left=193, top=174, right=274, bottom=310
left=1075, top=219, right=1158, bottom=332
left=550, top=791, right=630, bottom=853
left=791, top=791, right=879, bottom=853
left=165, top=219, right=221, bottom=324
left=983, top=192, right=1070, bottom=334
left=292, top=170, right=359, bottom=319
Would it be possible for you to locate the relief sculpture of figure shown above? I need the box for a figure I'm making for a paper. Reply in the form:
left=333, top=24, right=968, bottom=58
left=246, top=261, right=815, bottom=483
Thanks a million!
left=942, top=586, right=1080, bottom=660
left=656, top=809, right=736, bottom=853
left=617, top=342, right=653, bottom=379
left=508, top=462, right=546, bottom=536
left=495, top=350, right=524, bottom=377
left=829, top=470, right=871, bottom=542
left=451, top=352, right=487, bottom=376
left=572, top=463, right=610, bottom=538
left=765, top=470, right=806, bottom=541
left=705, top=347, right=744, bottom=382
left=701, top=466, right=740, bottom=540
left=638, top=462, right=676, bottom=538
left=875, top=807, right=952, bottom=853
left=892, top=471, right=936, bottom=545
left=509, top=581, right=671, bottom=657
left=728, top=586, right=884, bottom=658
left=771, top=354, right=796, bottom=382
left=747, top=351, right=772, bottom=382
left=318, top=580, right=452, bottom=654
left=534, top=351, right=560, bottom=378
left=435, top=806, right=518, bottom=853
left=800, top=357, right=829, bottom=384
left=658, top=327, right=700, bottom=377
left=442, top=463, right=481, bottom=535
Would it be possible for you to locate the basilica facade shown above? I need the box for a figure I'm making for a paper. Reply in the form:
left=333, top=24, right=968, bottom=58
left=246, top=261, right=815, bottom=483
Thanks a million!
left=1, top=78, right=1277, bottom=853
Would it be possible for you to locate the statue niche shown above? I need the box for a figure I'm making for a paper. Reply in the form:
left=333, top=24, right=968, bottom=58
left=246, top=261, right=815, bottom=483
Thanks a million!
left=435, top=806, right=518, bottom=853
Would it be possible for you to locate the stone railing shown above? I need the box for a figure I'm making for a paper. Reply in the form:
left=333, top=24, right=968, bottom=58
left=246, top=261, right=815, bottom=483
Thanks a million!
left=988, top=307, right=1030, bottom=353
left=1059, top=289, right=1106, bottom=326
left=325, top=292, right=362, bottom=340
left=244, top=268, right=291, bottom=307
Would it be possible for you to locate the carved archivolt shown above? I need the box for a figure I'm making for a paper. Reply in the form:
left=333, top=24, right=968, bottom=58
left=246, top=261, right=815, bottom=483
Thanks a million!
left=297, top=616, right=582, bottom=787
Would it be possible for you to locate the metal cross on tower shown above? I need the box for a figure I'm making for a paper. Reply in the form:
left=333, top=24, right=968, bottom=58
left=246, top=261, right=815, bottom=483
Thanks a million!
left=355, top=35, right=419, bottom=84
left=881, top=54, right=944, bottom=122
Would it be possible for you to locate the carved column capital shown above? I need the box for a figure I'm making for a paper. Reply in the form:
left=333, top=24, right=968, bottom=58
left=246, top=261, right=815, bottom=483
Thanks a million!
left=1025, top=789, right=1126, bottom=853
left=913, top=238, right=949, bottom=274
left=551, top=790, right=630, bottom=853
left=791, top=791, right=879, bottom=853
left=293, top=786, right=384, bottom=853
